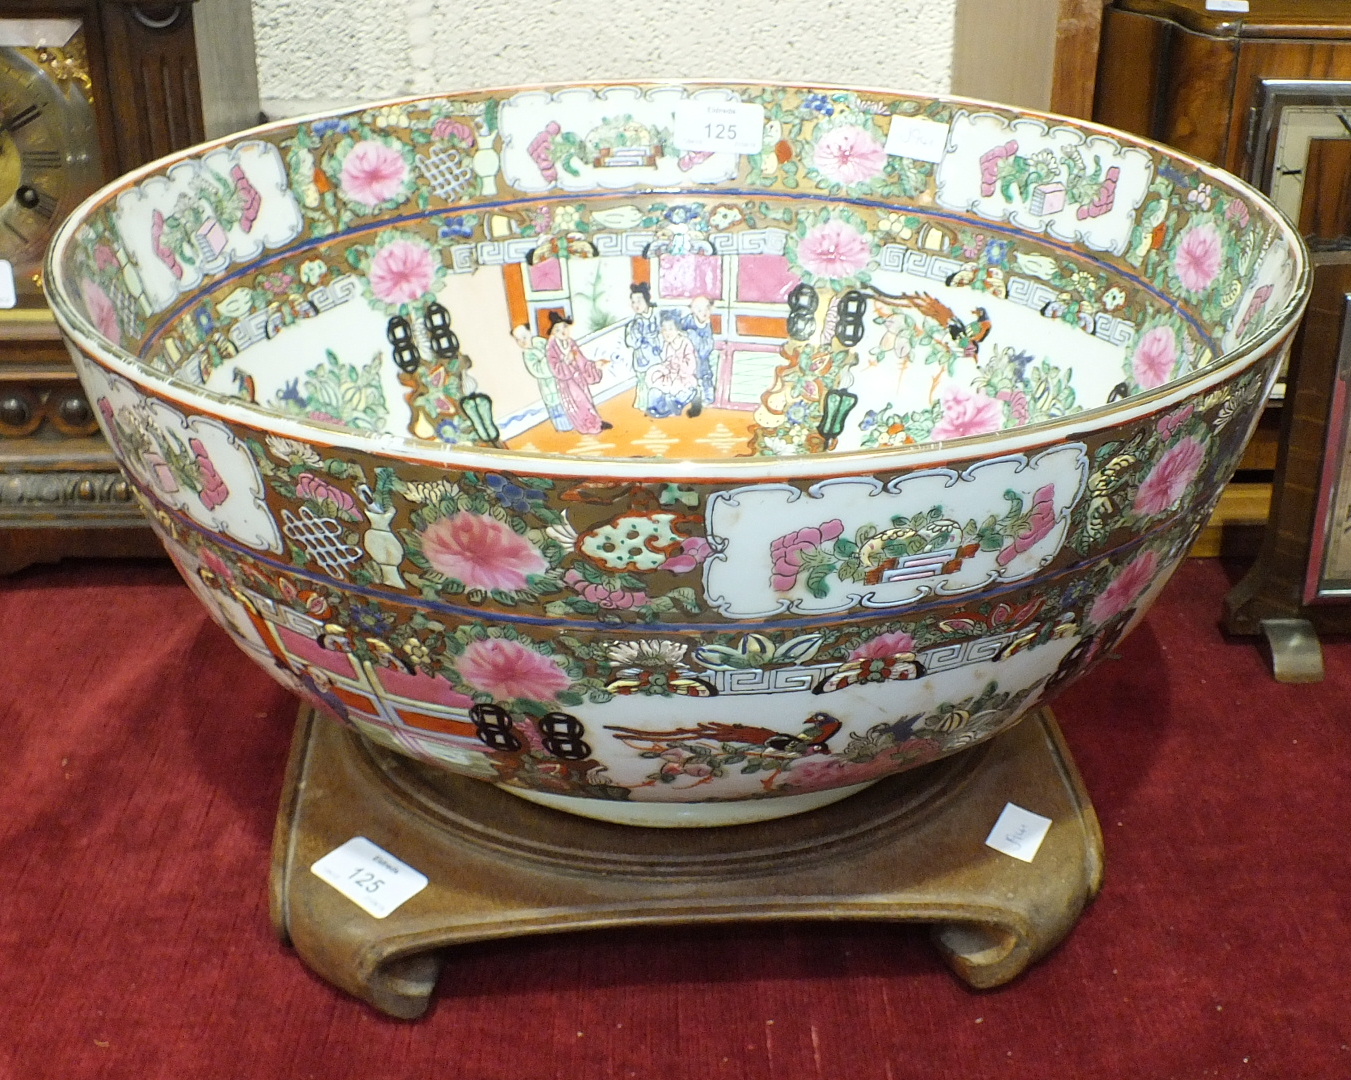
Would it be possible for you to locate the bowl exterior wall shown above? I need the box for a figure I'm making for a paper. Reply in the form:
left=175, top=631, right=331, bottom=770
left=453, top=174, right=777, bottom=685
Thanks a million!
left=63, top=328, right=1290, bottom=807
left=47, top=82, right=1310, bottom=817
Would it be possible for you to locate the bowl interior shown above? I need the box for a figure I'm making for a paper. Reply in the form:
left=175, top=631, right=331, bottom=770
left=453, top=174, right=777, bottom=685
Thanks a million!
left=51, top=84, right=1304, bottom=464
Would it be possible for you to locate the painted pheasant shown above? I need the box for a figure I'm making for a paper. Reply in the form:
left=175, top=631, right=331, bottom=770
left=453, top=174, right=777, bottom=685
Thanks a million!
left=883, top=292, right=992, bottom=397
left=606, top=713, right=843, bottom=756
left=892, top=292, right=992, bottom=358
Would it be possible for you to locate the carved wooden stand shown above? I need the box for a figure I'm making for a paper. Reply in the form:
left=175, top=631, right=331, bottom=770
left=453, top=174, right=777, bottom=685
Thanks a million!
left=271, top=705, right=1104, bottom=1019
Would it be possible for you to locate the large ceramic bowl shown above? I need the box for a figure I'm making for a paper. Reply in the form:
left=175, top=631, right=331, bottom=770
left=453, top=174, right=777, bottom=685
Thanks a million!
left=47, top=82, right=1308, bottom=827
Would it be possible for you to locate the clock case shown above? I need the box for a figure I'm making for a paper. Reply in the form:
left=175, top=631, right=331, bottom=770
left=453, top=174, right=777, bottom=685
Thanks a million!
left=0, top=0, right=259, bottom=574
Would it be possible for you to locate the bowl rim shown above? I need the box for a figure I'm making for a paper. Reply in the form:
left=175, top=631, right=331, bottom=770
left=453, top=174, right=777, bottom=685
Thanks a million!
left=45, top=77, right=1313, bottom=482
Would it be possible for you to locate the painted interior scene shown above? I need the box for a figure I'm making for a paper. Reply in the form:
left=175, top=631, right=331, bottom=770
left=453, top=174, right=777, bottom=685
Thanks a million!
left=163, top=194, right=1242, bottom=463
left=75, top=85, right=1290, bottom=464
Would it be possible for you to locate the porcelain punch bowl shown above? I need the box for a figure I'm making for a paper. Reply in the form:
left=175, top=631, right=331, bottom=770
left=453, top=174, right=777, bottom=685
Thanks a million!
left=47, top=82, right=1308, bottom=826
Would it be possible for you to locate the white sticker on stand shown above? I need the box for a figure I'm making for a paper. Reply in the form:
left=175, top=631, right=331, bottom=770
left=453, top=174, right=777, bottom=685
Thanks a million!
left=885, top=115, right=950, bottom=162
left=1205, top=0, right=1248, bottom=12
left=672, top=100, right=765, bottom=155
left=0, top=261, right=15, bottom=309
left=310, top=836, right=429, bottom=918
left=984, top=803, right=1053, bottom=863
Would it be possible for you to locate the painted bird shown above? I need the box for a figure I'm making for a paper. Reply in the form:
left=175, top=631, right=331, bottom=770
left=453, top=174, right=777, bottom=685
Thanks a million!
left=231, top=367, right=256, bottom=402
left=892, top=291, right=992, bottom=359
left=606, top=712, right=843, bottom=755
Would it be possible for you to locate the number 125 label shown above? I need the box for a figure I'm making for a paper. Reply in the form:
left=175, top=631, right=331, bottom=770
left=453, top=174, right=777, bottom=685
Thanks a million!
left=673, top=100, right=765, bottom=155
left=310, top=836, right=429, bottom=918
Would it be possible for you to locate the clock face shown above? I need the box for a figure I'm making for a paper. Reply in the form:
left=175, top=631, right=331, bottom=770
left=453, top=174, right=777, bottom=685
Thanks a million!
left=0, top=37, right=99, bottom=310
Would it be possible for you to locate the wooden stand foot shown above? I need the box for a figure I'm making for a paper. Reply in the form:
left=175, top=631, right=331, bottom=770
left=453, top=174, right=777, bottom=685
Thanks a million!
left=271, top=705, right=1104, bottom=1018
left=1261, top=618, right=1326, bottom=683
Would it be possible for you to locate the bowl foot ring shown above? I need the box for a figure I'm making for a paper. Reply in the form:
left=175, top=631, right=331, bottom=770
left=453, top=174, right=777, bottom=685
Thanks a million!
left=270, top=704, right=1104, bottom=1019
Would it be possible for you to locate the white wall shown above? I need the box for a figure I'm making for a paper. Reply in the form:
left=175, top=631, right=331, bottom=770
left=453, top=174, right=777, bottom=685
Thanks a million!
left=251, top=0, right=957, bottom=120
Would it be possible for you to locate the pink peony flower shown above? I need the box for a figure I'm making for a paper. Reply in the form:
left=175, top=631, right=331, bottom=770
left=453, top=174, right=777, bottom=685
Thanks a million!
left=850, top=630, right=917, bottom=661
left=795, top=218, right=872, bottom=281
left=996, top=387, right=1031, bottom=425
left=606, top=588, right=648, bottom=609
left=369, top=239, right=435, bottom=305
left=81, top=280, right=121, bottom=344
left=979, top=141, right=1019, bottom=198
left=295, top=472, right=356, bottom=514
left=1132, top=326, right=1178, bottom=389
left=340, top=139, right=409, bottom=208
left=1174, top=222, right=1222, bottom=293
left=198, top=545, right=234, bottom=585
left=190, top=438, right=229, bottom=510
left=1089, top=549, right=1161, bottom=626
left=421, top=512, right=547, bottom=592
left=456, top=638, right=571, bottom=703
left=996, top=483, right=1058, bottom=567
left=661, top=536, right=714, bottom=574
left=150, top=210, right=182, bottom=279
left=1133, top=436, right=1206, bottom=517
left=931, top=384, right=1005, bottom=440
left=1157, top=403, right=1194, bottom=439
left=784, top=740, right=942, bottom=793
left=770, top=519, right=845, bottom=591
left=661, top=757, right=715, bottom=779
left=562, top=569, right=648, bottom=609
left=527, top=122, right=562, bottom=183
left=813, top=125, right=886, bottom=186
left=432, top=118, right=475, bottom=146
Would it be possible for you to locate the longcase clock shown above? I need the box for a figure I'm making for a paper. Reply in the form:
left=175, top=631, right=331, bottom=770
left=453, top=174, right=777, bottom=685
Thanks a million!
left=0, top=0, right=260, bottom=574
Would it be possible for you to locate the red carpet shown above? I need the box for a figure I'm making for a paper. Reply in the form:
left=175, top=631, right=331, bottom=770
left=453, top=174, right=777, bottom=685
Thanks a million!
left=1, top=557, right=1348, bottom=1079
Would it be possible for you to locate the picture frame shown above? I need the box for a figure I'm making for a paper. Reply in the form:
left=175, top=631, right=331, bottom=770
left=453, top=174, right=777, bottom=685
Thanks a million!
left=1224, top=260, right=1351, bottom=679
left=1304, top=290, right=1351, bottom=602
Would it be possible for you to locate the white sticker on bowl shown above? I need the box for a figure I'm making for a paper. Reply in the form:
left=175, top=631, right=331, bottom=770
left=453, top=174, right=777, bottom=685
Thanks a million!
left=984, top=803, right=1052, bottom=863
left=0, top=260, right=15, bottom=309
left=310, top=836, right=428, bottom=918
left=673, top=100, right=765, bottom=155
left=885, top=115, right=950, bottom=162
left=1205, top=0, right=1248, bottom=12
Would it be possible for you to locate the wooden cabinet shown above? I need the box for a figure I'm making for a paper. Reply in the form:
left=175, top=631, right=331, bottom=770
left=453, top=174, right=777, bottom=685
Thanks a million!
left=1094, top=0, right=1351, bottom=556
left=1095, top=1, right=1351, bottom=174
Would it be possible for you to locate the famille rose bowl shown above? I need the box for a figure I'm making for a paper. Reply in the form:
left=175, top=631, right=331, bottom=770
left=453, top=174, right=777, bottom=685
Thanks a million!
left=47, top=82, right=1307, bottom=827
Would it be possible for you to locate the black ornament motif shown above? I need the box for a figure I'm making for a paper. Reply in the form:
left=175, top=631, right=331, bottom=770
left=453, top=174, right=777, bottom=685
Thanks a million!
left=834, top=290, right=869, bottom=346
left=538, top=712, right=592, bottom=760
left=387, top=315, right=421, bottom=373
left=423, top=302, right=460, bottom=359
left=470, top=703, right=523, bottom=751
left=787, top=282, right=819, bottom=341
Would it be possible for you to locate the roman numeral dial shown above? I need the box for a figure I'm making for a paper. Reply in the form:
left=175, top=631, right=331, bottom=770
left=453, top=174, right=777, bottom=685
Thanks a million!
left=0, top=103, right=41, bottom=134
left=16, top=184, right=56, bottom=218
left=0, top=39, right=102, bottom=302
left=21, top=148, right=62, bottom=171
